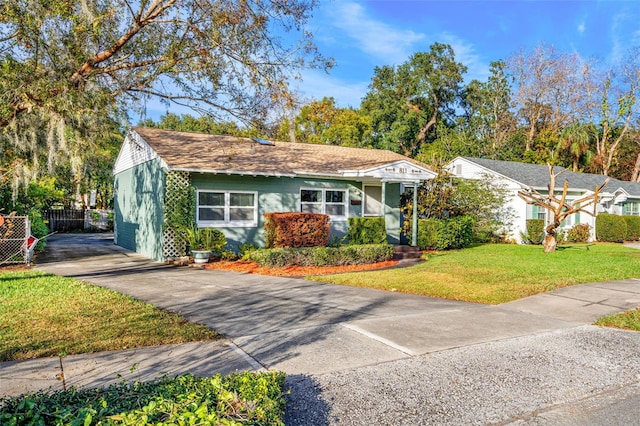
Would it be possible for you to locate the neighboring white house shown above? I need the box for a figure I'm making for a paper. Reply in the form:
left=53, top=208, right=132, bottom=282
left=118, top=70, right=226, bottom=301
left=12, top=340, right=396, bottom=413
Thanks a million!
left=445, top=157, right=640, bottom=243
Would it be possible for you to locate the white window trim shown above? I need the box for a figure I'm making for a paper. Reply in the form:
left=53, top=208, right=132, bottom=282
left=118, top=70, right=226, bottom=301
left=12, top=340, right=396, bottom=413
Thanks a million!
left=300, top=187, right=348, bottom=221
left=196, top=190, right=258, bottom=228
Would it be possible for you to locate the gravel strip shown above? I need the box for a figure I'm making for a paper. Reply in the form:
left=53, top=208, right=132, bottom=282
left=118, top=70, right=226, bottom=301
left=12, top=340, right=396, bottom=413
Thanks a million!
left=284, top=326, right=640, bottom=425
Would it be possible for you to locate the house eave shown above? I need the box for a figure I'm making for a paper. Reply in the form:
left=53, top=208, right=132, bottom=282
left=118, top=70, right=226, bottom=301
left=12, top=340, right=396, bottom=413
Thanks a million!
left=170, top=167, right=296, bottom=178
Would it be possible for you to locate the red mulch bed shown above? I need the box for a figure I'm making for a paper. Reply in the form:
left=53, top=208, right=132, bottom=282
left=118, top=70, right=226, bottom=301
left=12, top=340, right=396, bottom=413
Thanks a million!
left=203, top=260, right=400, bottom=277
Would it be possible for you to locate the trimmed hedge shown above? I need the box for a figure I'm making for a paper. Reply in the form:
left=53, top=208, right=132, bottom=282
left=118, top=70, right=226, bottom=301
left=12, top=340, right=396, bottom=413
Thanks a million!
left=417, top=216, right=474, bottom=251
left=596, top=213, right=627, bottom=243
left=525, top=219, right=545, bottom=245
left=249, top=244, right=394, bottom=267
left=0, top=372, right=286, bottom=425
left=623, top=215, right=640, bottom=241
left=264, top=212, right=330, bottom=248
left=347, top=217, right=387, bottom=245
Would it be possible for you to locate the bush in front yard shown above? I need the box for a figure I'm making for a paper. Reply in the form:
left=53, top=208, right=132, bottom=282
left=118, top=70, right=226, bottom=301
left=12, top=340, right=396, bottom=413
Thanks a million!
left=264, top=212, right=330, bottom=248
left=565, top=223, right=591, bottom=243
left=249, top=244, right=394, bottom=267
left=623, top=216, right=640, bottom=241
left=525, top=219, right=545, bottom=244
left=417, top=216, right=474, bottom=250
left=347, top=217, right=387, bottom=244
left=596, top=213, right=627, bottom=243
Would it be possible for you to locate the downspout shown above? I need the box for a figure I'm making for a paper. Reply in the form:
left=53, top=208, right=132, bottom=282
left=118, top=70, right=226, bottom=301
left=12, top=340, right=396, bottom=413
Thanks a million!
left=412, top=182, right=418, bottom=247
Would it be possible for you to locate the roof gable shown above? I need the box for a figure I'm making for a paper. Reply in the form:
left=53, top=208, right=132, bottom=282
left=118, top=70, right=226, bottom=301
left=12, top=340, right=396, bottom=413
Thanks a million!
left=119, top=127, right=435, bottom=182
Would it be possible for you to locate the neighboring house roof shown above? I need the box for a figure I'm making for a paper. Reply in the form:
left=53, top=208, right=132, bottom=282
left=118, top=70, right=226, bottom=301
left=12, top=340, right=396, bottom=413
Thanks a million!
left=457, top=157, right=640, bottom=196
left=116, top=127, right=435, bottom=182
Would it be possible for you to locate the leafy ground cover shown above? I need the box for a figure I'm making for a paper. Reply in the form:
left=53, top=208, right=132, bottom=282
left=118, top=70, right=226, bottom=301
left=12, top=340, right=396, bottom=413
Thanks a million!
left=0, top=372, right=286, bottom=425
left=204, top=259, right=399, bottom=276
left=0, top=270, right=220, bottom=361
left=310, top=243, right=640, bottom=305
left=595, top=308, right=640, bottom=331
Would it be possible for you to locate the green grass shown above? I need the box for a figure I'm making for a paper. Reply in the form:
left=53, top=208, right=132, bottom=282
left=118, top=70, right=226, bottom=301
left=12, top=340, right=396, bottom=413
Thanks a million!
left=595, top=308, right=640, bottom=331
left=0, top=270, right=221, bottom=362
left=310, top=243, right=640, bottom=305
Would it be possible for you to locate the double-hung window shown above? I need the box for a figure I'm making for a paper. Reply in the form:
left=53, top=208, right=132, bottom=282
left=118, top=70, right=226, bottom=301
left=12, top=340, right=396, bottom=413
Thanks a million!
left=197, top=190, right=257, bottom=227
left=625, top=202, right=639, bottom=216
left=300, top=188, right=347, bottom=220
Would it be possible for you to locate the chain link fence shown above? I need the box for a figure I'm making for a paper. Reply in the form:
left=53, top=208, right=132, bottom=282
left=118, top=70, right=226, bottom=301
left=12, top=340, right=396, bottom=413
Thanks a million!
left=0, top=215, right=31, bottom=265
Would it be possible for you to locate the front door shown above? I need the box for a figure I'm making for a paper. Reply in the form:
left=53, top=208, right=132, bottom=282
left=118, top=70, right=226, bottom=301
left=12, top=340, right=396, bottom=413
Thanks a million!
left=363, top=185, right=382, bottom=216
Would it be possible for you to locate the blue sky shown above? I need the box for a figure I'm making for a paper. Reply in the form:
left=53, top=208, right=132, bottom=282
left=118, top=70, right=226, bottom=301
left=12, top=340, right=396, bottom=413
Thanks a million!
left=294, top=0, right=640, bottom=108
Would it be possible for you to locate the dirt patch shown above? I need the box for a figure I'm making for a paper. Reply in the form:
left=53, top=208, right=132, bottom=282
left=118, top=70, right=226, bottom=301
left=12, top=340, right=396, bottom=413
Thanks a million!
left=0, top=264, right=31, bottom=272
left=203, top=260, right=400, bottom=277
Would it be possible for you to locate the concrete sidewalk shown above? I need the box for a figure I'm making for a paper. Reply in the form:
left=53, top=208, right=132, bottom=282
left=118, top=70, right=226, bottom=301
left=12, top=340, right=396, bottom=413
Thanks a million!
left=1, top=233, right=639, bottom=424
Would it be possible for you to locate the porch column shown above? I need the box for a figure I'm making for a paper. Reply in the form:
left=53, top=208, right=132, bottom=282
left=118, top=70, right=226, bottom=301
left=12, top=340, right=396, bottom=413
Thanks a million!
left=381, top=181, right=386, bottom=221
left=412, top=182, right=418, bottom=247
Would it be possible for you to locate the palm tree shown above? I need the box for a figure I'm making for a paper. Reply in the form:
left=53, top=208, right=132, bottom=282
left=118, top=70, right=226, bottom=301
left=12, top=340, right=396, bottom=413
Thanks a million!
left=558, top=123, right=593, bottom=172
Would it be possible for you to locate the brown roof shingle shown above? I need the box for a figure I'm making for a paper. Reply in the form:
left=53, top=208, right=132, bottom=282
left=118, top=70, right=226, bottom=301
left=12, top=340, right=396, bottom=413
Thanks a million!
left=133, top=127, right=432, bottom=176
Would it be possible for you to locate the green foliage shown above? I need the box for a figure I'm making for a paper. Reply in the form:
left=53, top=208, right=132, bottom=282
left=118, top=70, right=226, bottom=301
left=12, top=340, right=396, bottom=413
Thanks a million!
left=281, top=97, right=372, bottom=147
left=525, top=219, right=545, bottom=244
left=264, top=212, right=330, bottom=248
left=180, top=226, right=227, bottom=253
left=239, top=243, right=259, bottom=260
left=27, top=210, right=50, bottom=251
left=0, top=372, right=286, bottom=425
left=141, top=113, right=262, bottom=138
left=347, top=217, right=387, bottom=245
left=220, top=248, right=239, bottom=261
left=402, top=174, right=513, bottom=242
left=250, top=244, right=394, bottom=267
left=164, top=174, right=195, bottom=233
left=596, top=213, right=627, bottom=243
left=417, top=216, right=475, bottom=250
left=622, top=215, right=640, bottom=241
left=565, top=223, right=591, bottom=243
left=361, top=43, right=467, bottom=155
left=595, top=308, right=640, bottom=331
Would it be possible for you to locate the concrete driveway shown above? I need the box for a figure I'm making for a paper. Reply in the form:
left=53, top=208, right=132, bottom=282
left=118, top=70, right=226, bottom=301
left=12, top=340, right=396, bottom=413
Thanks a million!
left=14, top=234, right=640, bottom=424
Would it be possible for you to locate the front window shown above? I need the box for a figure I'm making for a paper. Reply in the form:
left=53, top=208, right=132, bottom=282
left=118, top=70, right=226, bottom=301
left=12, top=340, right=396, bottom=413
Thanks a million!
left=625, top=202, right=640, bottom=215
left=300, top=188, right=347, bottom=220
left=197, top=190, right=257, bottom=227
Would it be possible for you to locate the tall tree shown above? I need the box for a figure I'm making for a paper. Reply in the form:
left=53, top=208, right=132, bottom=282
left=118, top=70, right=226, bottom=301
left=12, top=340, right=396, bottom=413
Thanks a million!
left=361, top=43, right=467, bottom=156
left=507, top=43, right=583, bottom=152
left=462, top=61, right=516, bottom=152
left=285, top=97, right=371, bottom=146
left=0, top=0, right=330, bottom=192
left=581, top=49, right=640, bottom=176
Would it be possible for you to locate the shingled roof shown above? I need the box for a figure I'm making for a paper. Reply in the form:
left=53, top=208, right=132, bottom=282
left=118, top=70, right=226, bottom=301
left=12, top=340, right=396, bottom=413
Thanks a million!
left=460, top=157, right=640, bottom=196
left=131, top=127, right=433, bottom=178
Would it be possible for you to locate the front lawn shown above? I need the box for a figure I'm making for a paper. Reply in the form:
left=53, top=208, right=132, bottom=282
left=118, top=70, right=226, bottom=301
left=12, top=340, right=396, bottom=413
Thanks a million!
left=0, top=270, right=220, bottom=361
left=310, top=243, right=640, bottom=305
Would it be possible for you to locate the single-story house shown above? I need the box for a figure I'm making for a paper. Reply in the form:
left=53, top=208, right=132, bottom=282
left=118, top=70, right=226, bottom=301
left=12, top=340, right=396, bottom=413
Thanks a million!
left=445, top=157, right=640, bottom=243
left=113, top=127, right=436, bottom=261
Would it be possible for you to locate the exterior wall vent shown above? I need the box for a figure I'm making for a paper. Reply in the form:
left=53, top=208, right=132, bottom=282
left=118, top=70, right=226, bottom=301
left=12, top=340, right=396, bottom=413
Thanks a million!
left=252, top=137, right=274, bottom=146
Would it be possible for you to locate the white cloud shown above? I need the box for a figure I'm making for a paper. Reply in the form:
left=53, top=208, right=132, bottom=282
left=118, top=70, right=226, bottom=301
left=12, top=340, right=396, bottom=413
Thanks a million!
left=327, top=1, right=425, bottom=65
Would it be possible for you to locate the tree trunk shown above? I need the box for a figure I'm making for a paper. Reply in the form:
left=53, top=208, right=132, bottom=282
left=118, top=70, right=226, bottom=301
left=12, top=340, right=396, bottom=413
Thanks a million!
left=632, top=151, right=640, bottom=182
left=543, top=233, right=557, bottom=253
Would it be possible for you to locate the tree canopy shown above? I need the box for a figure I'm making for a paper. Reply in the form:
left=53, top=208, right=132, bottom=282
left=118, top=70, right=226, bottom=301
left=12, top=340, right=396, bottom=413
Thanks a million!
left=0, top=0, right=330, bottom=199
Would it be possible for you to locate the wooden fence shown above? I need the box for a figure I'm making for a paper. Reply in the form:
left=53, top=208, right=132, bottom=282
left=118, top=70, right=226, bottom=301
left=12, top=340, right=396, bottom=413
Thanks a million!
left=44, top=209, right=86, bottom=232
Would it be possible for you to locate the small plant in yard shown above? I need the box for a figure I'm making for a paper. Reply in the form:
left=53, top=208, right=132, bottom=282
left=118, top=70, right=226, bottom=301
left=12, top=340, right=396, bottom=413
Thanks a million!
left=180, top=225, right=226, bottom=253
left=565, top=223, right=591, bottom=243
left=0, top=372, right=287, bottom=425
